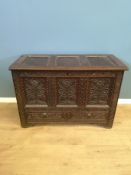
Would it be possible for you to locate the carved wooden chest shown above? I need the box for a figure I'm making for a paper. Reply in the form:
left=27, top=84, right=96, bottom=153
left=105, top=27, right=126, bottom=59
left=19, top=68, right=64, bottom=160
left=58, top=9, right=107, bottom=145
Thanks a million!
left=9, top=54, right=128, bottom=128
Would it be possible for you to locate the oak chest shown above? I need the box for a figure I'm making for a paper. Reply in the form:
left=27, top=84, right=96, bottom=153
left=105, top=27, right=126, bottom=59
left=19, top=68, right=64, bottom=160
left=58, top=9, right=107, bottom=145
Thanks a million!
left=9, top=54, right=128, bottom=128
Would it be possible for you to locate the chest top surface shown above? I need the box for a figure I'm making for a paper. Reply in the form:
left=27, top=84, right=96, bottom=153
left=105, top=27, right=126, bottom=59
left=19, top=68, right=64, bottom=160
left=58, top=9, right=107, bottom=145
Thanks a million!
left=9, top=54, right=128, bottom=71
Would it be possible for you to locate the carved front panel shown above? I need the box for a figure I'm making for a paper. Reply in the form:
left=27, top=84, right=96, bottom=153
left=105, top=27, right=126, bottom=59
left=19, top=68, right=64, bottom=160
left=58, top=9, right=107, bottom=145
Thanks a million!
left=87, top=78, right=113, bottom=105
left=24, top=78, right=48, bottom=105
left=56, top=78, right=77, bottom=105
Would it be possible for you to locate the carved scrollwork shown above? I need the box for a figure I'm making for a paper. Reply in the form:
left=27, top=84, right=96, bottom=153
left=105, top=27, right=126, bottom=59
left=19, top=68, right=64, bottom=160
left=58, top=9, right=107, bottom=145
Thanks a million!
left=61, top=112, right=73, bottom=120
left=88, top=78, right=112, bottom=105
left=24, top=78, right=47, bottom=105
left=27, top=112, right=48, bottom=120
left=26, top=110, right=108, bottom=123
left=57, top=78, right=77, bottom=105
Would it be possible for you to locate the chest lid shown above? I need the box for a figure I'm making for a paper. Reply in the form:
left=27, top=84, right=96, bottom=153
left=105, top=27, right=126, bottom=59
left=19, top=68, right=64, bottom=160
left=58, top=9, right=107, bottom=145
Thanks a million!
left=9, top=54, right=128, bottom=71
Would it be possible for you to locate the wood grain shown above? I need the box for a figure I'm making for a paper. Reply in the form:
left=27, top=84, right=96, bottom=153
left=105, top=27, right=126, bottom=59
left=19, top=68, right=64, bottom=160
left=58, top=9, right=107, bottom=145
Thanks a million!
left=0, top=103, right=131, bottom=175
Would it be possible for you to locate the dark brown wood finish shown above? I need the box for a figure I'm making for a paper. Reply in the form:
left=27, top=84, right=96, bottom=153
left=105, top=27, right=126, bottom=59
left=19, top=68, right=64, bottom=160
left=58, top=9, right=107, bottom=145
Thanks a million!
left=9, top=54, right=128, bottom=128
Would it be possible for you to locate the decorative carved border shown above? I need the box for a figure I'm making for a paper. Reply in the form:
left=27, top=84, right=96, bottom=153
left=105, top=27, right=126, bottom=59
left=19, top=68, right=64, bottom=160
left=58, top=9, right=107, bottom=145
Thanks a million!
left=17, top=71, right=116, bottom=78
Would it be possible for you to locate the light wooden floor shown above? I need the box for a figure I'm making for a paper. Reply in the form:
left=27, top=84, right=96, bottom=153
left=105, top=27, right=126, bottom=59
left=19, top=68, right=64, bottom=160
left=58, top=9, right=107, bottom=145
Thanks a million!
left=0, top=103, right=131, bottom=175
